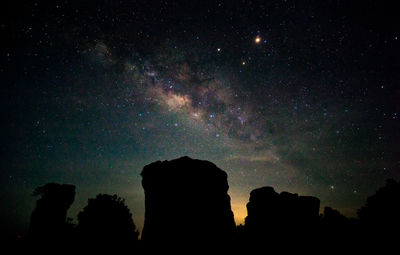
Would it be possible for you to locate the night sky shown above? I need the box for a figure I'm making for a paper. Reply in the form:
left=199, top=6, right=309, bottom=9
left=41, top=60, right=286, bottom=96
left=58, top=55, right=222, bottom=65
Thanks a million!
left=1, top=0, right=399, bottom=238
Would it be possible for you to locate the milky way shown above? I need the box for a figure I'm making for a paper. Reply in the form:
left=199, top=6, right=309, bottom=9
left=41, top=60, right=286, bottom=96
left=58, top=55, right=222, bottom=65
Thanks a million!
left=1, top=0, right=399, bottom=236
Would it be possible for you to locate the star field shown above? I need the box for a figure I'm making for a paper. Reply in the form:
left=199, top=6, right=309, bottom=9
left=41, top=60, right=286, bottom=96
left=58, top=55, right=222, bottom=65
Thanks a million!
left=1, top=0, right=399, bottom=237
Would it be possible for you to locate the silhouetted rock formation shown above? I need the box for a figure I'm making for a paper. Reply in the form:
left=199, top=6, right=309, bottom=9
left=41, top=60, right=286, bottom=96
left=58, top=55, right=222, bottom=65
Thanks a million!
left=28, top=183, right=75, bottom=243
left=244, top=186, right=320, bottom=250
left=22, top=169, right=399, bottom=252
left=77, top=194, right=139, bottom=251
left=141, top=156, right=236, bottom=249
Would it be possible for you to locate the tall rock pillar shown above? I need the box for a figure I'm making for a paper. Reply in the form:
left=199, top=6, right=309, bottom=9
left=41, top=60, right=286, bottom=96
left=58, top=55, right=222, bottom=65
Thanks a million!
left=141, top=156, right=236, bottom=248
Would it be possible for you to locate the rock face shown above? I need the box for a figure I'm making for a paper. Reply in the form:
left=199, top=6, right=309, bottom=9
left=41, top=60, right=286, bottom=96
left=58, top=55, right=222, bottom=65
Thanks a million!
left=141, top=156, right=236, bottom=247
left=28, top=183, right=75, bottom=241
left=245, top=186, right=320, bottom=243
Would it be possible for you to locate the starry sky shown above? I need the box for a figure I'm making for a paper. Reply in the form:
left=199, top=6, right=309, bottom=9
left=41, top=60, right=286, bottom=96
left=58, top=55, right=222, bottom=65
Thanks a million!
left=1, top=0, right=399, bottom=238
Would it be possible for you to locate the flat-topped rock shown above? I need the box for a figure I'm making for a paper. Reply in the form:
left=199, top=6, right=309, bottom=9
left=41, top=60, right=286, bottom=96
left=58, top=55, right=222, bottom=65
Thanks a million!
left=141, top=156, right=236, bottom=247
left=245, top=186, right=320, bottom=240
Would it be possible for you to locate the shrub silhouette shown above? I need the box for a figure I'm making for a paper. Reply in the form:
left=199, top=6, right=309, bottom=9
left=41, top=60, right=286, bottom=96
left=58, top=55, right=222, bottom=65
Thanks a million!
left=319, top=207, right=354, bottom=249
left=358, top=179, right=400, bottom=226
left=77, top=194, right=139, bottom=250
left=321, top=207, right=349, bottom=227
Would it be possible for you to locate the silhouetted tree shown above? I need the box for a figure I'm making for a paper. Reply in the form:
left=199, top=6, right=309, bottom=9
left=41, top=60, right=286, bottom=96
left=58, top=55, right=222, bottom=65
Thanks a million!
left=358, top=179, right=400, bottom=226
left=357, top=179, right=400, bottom=242
left=321, top=207, right=349, bottom=226
left=352, top=179, right=400, bottom=251
left=77, top=194, right=139, bottom=251
left=319, top=207, right=354, bottom=249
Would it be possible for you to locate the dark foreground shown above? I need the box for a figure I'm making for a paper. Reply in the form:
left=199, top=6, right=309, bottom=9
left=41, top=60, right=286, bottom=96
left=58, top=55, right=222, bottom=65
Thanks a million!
left=11, top=157, right=400, bottom=253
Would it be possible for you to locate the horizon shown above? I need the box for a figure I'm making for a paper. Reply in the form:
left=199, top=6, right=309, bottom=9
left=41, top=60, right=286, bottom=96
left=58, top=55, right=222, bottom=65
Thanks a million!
left=2, top=155, right=387, bottom=238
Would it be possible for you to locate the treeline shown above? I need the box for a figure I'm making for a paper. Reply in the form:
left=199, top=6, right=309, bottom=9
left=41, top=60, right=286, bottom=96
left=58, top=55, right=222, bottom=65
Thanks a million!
left=19, top=179, right=400, bottom=253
